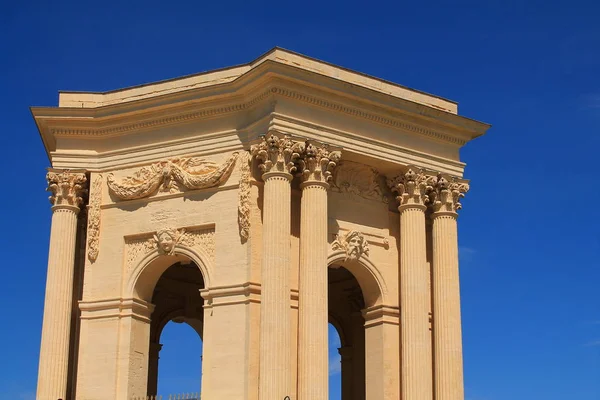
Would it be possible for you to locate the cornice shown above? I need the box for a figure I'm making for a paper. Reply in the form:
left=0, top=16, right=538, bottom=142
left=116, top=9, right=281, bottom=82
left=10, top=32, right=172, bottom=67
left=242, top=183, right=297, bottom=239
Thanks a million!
left=37, top=85, right=480, bottom=148
left=33, top=61, right=490, bottom=159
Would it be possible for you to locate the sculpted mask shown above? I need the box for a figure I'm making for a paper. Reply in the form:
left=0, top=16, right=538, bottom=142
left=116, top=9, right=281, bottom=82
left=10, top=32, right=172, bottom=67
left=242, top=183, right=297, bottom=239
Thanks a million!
left=153, top=228, right=183, bottom=255
left=332, top=230, right=369, bottom=261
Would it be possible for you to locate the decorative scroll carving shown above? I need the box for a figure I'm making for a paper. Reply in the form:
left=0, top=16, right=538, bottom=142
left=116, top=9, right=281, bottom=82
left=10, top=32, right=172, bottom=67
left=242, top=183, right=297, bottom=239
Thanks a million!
left=125, top=236, right=156, bottom=272
left=238, top=151, right=251, bottom=242
left=331, top=230, right=370, bottom=261
left=87, top=174, right=102, bottom=262
left=47, top=170, right=87, bottom=208
left=427, top=174, right=469, bottom=213
left=107, top=153, right=238, bottom=200
left=386, top=166, right=432, bottom=208
left=125, top=227, right=215, bottom=272
left=293, top=140, right=341, bottom=184
left=330, top=161, right=386, bottom=202
left=250, top=133, right=301, bottom=175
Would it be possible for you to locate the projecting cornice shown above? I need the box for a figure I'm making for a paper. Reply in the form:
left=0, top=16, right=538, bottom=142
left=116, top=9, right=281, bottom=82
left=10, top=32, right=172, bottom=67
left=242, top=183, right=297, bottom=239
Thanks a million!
left=32, top=49, right=490, bottom=160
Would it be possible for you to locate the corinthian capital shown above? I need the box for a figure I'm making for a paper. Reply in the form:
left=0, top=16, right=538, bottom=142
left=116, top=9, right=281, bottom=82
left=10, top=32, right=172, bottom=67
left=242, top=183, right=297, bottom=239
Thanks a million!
left=250, top=133, right=300, bottom=176
left=294, top=140, right=341, bottom=185
left=386, top=166, right=432, bottom=209
left=46, top=169, right=87, bottom=209
left=428, top=174, right=469, bottom=214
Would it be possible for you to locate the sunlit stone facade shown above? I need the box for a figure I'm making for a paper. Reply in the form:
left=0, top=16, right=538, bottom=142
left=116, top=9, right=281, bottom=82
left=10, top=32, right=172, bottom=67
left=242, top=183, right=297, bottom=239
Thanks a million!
left=32, top=48, right=489, bottom=400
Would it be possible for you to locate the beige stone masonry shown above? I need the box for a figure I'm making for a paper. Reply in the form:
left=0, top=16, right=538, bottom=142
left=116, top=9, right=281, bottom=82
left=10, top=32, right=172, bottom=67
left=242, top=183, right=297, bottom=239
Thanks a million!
left=37, top=170, right=86, bottom=400
left=251, top=133, right=297, bottom=400
left=429, top=174, right=469, bottom=400
left=388, top=167, right=433, bottom=400
left=296, top=140, right=341, bottom=400
left=32, top=49, right=489, bottom=400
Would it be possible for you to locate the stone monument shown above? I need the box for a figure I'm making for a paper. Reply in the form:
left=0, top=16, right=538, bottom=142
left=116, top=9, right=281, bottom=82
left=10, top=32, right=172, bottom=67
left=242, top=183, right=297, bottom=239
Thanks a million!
left=32, top=48, right=490, bottom=400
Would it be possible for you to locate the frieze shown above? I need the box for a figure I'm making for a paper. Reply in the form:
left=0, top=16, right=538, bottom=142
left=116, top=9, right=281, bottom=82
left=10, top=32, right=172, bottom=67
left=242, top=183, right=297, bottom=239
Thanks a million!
left=330, top=161, right=387, bottom=203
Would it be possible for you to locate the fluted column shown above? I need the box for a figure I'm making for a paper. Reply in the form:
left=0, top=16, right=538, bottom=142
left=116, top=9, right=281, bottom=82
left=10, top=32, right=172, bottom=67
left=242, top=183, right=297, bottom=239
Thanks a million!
left=429, top=174, right=469, bottom=400
left=37, top=169, right=87, bottom=400
left=296, top=142, right=341, bottom=400
left=251, top=133, right=299, bottom=400
left=388, top=167, right=433, bottom=400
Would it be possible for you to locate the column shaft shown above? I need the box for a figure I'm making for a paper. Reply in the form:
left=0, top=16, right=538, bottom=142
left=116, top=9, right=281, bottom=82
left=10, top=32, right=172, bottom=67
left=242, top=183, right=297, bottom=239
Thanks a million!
left=400, top=205, right=433, bottom=400
left=297, top=183, right=329, bottom=400
left=259, top=173, right=292, bottom=400
left=432, top=214, right=464, bottom=400
left=37, top=206, right=79, bottom=400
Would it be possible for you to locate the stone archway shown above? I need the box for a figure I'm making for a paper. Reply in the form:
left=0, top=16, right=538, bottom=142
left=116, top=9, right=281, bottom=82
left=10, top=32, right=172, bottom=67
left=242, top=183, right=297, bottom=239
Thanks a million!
left=147, top=261, right=205, bottom=396
left=327, top=252, right=399, bottom=400
left=116, top=246, right=213, bottom=400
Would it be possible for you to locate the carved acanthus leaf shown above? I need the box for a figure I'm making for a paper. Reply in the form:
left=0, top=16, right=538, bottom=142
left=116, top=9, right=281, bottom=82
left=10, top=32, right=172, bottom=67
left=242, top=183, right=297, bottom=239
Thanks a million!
left=330, top=161, right=386, bottom=202
left=47, top=170, right=87, bottom=208
left=107, top=153, right=239, bottom=200
left=87, top=174, right=102, bottom=262
left=331, top=230, right=370, bottom=261
left=238, top=151, right=251, bottom=242
left=427, top=174, right=469, bottom=213
left=386, top=166, right=432, bottom=208
left=250, top=133, right=300, bottom=175
left=293, top=140, right=341, bottom=184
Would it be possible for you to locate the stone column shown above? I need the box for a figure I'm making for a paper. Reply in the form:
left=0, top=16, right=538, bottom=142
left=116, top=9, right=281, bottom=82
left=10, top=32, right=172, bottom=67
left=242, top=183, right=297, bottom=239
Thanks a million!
left=37, top=170, right=87, bottom=400
left=251, top=133, right=298, bottom=400
left=429, top=174, right=469, bottom=400
left=388, top=167, right=433, bottom=400
left=338, top=346, right=353, bottom=399
left=296, top=141, right=340, bottom=400
left=147, top=342, right=162, bottom=396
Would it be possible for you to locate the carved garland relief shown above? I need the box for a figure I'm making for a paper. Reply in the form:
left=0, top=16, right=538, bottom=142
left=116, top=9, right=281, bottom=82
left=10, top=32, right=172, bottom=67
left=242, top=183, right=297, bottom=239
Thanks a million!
left=87, top=174, right=102, bottom=262
left=107, top=152, right=239, bottom=200
left=125, top=227, right=215, bottom=273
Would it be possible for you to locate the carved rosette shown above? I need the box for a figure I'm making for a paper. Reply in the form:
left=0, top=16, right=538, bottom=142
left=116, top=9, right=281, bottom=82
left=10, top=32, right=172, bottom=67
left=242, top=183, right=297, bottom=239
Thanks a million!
left=250, top=133, right=300, bottom=176
left=46, top=170, right=87, bottom=209
left=427, top=174, right=469, bottom=215
left=331, top=230, right=370, bottom=261
left=106, top=152, right=238, bottom=200
left=87, top=174, right=102, bottom=262
left=238, top=151, right=251, bottom=242
left=293, top=140, right=341, bottom=185
left=386, top=166, right=432, bottom=210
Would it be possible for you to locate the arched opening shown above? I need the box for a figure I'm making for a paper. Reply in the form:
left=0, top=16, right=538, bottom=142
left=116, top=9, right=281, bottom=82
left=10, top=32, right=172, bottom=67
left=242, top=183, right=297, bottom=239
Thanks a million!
left=328, top=323, right=343, bottom=399
left=328, top=266, right=366, bottom=400
left=157, top=321, right=202, bottom=395
left=147, top=261, right=205, bottom=398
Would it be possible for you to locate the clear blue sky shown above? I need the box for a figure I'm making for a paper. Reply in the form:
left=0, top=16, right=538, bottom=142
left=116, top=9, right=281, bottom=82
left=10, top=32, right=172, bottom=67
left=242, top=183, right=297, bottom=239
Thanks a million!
left=1, top=1, right=599, bottom=399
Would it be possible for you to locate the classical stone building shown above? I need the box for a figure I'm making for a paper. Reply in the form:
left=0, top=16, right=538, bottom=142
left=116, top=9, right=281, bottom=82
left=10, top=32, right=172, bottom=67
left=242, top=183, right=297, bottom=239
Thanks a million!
left=32, top=48, right=489, bottom=400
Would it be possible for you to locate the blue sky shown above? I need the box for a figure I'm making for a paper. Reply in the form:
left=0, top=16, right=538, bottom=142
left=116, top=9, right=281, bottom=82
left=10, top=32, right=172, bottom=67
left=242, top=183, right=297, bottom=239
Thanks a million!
left=1, top=1, right=599, bottom=399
